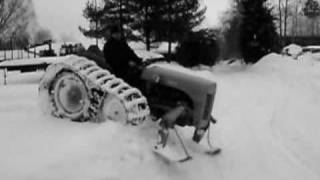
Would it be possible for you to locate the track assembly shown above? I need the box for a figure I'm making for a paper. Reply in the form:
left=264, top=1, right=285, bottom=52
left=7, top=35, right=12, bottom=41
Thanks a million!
left=39, top=56, right=150, bottom=124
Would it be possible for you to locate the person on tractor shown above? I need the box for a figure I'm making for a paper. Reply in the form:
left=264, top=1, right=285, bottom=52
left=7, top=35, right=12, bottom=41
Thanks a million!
left=103, top=26, right=142, bottom=85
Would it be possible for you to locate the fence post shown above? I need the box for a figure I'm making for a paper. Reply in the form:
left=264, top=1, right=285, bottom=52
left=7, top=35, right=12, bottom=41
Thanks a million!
left=11, top=36, right=14, bottom=60
left=4, top=50, right=6, bottom=60
left=4, top=68, right=7, bottom=85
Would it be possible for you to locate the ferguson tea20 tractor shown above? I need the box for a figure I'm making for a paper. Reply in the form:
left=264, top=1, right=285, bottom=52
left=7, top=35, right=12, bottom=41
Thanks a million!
left=39, top=52, right=219, bottom=162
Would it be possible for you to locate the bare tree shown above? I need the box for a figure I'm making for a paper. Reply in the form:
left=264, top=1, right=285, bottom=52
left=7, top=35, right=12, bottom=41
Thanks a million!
left=283, top=0, right=289, bottom=38
left=277, top=0, right=290, bottom=43
left=0, top=0, right=36, bottom=41
left=290, top=0, right=304, bottom=37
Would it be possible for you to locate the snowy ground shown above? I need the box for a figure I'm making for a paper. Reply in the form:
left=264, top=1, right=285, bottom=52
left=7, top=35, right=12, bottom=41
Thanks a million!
left=0, top=53, right=320, bottom=180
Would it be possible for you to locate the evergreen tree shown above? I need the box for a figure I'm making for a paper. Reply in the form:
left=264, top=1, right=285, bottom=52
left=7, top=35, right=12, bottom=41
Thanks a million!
left=126, top=0, right=206, bottom=53
left=175, top=29, right=220, bottom=67
left=155, top=0, right=206, bottom=56
left=79, top=0, right=103, bottom=41
left=80, top=0, right=135, bottom=41
left=238, top=0, right=278, bottom=63
left=80, top=0, right=206, bottom=55
left=128, top=0, right=163, bottom=50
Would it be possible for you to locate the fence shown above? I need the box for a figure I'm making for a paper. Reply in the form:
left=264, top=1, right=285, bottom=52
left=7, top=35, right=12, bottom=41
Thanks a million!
left=283, top=36, right=320, bottom=46
left=0, top=49, right=40, bottom=61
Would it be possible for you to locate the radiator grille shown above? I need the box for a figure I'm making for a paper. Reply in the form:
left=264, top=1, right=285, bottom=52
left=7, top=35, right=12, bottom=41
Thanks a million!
left=203, top=94, right=214, bottom=120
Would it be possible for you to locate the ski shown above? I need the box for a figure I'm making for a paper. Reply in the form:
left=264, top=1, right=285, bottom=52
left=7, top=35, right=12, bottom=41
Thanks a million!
left=205, top=148, right=221, bottom=156
left=153, top=146, right=192, bottom=164
left=153, top=147, right=221, bottom=163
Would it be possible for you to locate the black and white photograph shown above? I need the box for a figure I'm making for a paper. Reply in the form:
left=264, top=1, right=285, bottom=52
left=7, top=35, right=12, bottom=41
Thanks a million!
left=0, top=0, right=320, bottom=179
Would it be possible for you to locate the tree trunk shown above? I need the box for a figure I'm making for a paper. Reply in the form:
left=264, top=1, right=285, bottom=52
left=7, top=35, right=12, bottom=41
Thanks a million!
left=168, top=39, right=172, bottom=60
left=167, top=1, right=172, bottom=59
left=146, top=30, right=151, bottom=51
left=94, top=0, right=98, bottom=46
left=278, top=0, right=283, bottom=44
left=11, top=37, right=13, bottom=60
left=144, top=4, right=151, bottom=51
left=284, top=0, right=289, bottom=40
left=119, top=0, right=124, bottom=40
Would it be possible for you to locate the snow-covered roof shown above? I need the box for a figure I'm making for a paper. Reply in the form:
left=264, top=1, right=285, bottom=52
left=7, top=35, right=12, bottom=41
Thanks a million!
left=0, top=59, right=46, bottom=68
left=0, top=56, right=69, bottom=68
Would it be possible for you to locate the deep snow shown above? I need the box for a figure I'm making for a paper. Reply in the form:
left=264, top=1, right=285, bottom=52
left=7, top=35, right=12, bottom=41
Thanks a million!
left=0, top=53, right=320, bottom=180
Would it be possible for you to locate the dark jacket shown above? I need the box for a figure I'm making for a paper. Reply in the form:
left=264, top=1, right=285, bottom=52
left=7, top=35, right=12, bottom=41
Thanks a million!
left=76, top=45, right=112, bottom=71
left=103, top=37, right=141, bottom=78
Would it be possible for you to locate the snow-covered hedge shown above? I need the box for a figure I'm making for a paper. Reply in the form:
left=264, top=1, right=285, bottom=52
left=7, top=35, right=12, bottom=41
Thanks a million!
left=281, top=44, right=303, bottom=59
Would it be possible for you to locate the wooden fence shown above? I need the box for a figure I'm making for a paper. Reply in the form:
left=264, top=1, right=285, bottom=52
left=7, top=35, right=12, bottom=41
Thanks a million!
left=0, top=49, right=39, bottom=61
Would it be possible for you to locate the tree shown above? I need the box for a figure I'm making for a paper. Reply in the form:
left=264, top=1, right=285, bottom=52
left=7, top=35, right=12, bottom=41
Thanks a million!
left=129, top=0, right=163, bottom=50
left=0, top=0, right=37, bottom=49
left=81, top=0, right=206, bottom=56
left=272, top=0, right=320, bottom=37
left=175, top=29, right=220, bottom=67
left=128, top=0, right=206, bottom=53
left=278, top=0, right=283, bottom=41
left=238, top=0, right=279, bottom=63
left=0, top=0, right=35, bottom=38
left=80, top=0, right=135, bottom=41
left=154, top=0, right=206, bottom=56
left=303, top=0, right=320, bottom=36
left=275, top=0, right=290, bottom=44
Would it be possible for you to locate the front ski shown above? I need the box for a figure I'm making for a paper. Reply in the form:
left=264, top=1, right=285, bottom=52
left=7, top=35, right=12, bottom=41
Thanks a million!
left=153, top=146, right=192, bottom=164
left=205, top=148, right=221, bottom=156
left=153, top=146, right=220, bottom=163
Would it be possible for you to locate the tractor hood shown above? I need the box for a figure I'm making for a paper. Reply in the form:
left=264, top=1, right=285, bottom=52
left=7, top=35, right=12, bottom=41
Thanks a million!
left=142, top=63, right=216, bottom=94
left=141, top=63, right=217, bottom=124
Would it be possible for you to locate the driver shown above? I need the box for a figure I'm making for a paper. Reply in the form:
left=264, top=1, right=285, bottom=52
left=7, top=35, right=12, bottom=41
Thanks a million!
left=103, top=26, right=142, bottom=84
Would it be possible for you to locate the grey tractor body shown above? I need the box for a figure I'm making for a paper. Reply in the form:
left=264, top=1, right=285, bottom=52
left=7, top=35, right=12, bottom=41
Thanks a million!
left=140, top=63, right=217, bottom=130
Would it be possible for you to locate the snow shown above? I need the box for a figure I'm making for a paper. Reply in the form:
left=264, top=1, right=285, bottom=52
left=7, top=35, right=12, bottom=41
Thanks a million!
left=0, top=56, right=76, bottom=69
left=282, top=44, right=303, bottom=59
left=134, top=50, right=164, bottom=61
left=0, top=53, right=320, bottom=180
left=129, top=41, right=178, bottom=55
left=0, top=59, right=45, bottom=67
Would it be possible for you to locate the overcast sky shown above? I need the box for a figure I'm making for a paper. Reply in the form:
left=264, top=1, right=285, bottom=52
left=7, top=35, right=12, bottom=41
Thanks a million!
left=33, top=0, right=231, bottom=44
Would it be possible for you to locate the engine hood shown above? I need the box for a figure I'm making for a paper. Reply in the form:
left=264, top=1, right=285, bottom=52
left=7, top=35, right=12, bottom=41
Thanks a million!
left=141, top=63, right=216, bottom=95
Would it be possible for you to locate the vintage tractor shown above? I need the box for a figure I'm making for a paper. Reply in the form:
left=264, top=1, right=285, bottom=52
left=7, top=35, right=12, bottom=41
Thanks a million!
left=39, top=51, right=218, bottom=161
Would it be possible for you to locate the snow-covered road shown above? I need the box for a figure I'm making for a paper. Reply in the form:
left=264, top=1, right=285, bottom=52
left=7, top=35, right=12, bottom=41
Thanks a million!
left=0, top=54, right=320, bottom=180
